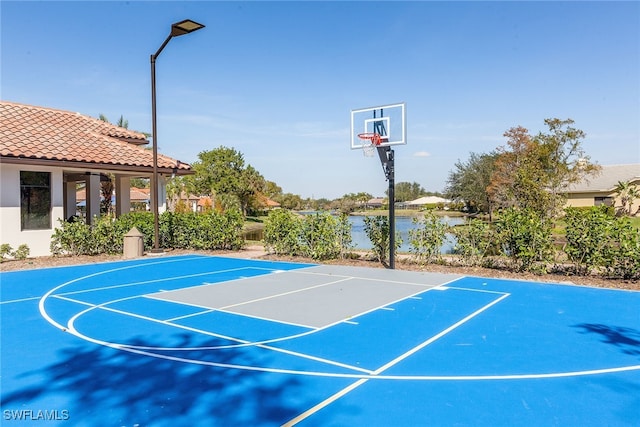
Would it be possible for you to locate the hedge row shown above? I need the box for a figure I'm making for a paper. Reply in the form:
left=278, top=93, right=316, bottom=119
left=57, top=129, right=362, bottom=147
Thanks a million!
left=50, top=211, right=244, bottom=256
left=263, top=210, right=352, bottom=260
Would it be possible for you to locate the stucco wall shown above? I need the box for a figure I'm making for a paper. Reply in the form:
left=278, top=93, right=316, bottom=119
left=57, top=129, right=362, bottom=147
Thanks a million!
left=0, top=163, right=64, bottom=257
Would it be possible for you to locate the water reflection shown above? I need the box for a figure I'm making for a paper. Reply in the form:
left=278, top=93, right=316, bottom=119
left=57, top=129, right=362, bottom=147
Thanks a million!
left=348, top=215, right=464, bottom=253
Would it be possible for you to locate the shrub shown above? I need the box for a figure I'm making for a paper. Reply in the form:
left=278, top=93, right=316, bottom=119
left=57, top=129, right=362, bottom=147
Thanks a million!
left=452, top=218, right=495, bottom=266
left=496, top=207, right=554, bottom=273
left=263, top=211, right=353, bottom=260
left=300, top=212, right=342, bottom=260
left=50, top=219, right=96, bottom=256
left=0, top=243, right=30, bottom=262
left=263, top=210, right=302, bottom=256
left=0, top=244, right=12, bottom=262
left=602, top=219, right=640, bottom=280
left=408, top=211, right=449, bottom=264
left=50, top=211, right=245, bottom=256
left=363, top=215, right=402, bottom=265
left=564, top=206, right=614, bottom=274
left=13, top=244, right=30, bottom=260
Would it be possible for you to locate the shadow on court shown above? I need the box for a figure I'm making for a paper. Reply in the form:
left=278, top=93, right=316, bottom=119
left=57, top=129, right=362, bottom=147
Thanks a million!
left=575, top=323, right=640, bottom=357
left=2, top=334, right=313, bottom=426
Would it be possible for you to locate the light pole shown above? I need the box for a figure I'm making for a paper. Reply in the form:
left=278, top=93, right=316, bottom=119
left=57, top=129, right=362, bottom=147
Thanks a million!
left=150, top=19, right=205, bottom=253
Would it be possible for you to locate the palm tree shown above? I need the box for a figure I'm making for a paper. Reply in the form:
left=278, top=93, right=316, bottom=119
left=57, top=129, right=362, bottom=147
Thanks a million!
left=614, top=180, right=639, bottom=216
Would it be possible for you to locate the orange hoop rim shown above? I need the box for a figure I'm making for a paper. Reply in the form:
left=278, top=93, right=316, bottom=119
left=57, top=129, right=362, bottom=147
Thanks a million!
left=357, top=132, right=382, bottom=146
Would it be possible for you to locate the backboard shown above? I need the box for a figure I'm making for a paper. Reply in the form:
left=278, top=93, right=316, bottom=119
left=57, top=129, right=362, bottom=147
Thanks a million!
left=350, top=102, right=406, bottom=149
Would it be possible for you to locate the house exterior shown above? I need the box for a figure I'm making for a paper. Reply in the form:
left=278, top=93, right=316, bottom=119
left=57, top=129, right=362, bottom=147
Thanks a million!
left=402, top=196, right=450, bottom=209
left=565, top=164, right=640, bottom=214
left=0, top=101, right=192, bottom=256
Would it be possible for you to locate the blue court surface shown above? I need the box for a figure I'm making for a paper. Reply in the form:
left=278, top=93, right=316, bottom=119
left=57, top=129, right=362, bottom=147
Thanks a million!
left=1, top=255, right=639, bottom=426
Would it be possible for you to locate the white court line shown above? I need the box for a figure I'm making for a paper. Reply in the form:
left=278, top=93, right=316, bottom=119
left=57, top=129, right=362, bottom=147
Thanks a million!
left=283, top=292, right=511, bottom=426
left=165, top=308, right=216, bottom=323
left=57, top=292, right=372, bottom=374
left=1, top=295, right=41, bottom=305
left=214, top=307, right=318, bottom=329
left=58, top=266, right=264, bottom=297
left=3, top=256, right=203, bottom=305
left=219, top=277, right=354, bottom=310
left=49, top=290, right=640, bottom=384
left=292, top=268, right=464, bottom=288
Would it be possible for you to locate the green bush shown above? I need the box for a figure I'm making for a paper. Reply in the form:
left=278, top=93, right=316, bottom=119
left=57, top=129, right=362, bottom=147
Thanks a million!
left=263, top=210, right=353, bottom=260
left=0, top=244, right=12, bottom=262
left=50, top=211, right=245, bottom=256
left=602, top=219, right=640, bottom=280
left=408, top=211, right=449, bottom=264
left=452, top=218, right=495, bottom=266
left=13, top=244, right=30, bottom=260
left=496, top=207, right=554, bottom=273
left=564, top=206, right=640, bottom=279
left=363, top=215, right=401, bottom=265
left=0, top=243, right=30, bottom=262
left=263, top=210, right=302, bottom=256
left=564, top=206, right=614, bottom=274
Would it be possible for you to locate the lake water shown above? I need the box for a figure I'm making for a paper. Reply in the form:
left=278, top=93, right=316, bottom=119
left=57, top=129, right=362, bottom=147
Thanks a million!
left=349, top=215, right=465, bottom=253
left=252, top=212, right=467, bottom=254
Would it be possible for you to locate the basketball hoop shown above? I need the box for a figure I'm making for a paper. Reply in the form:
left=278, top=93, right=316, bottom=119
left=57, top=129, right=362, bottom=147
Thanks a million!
left=357, top=133, right=382, bottom=157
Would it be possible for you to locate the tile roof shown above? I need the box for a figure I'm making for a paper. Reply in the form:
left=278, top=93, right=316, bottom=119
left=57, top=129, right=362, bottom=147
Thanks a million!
left=0, top=101, right=191, bottom=172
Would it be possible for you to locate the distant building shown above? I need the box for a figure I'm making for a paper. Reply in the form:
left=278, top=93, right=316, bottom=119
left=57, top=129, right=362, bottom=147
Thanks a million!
left=402, top=196, right=450, bottom=209
left=0, top=101, right=192, bottom=256
left=564, top=164, right=639, bottom=214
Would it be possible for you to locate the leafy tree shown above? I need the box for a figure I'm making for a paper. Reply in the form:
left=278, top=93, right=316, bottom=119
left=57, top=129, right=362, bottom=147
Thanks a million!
left=446, top=151, right=499, bottom=220
left=488, top=119, right=599, bottom=220
left=534, top=118, right=600, bottom=218
left=386, top=182, right=425, bottom=202
left=264, top=181, right=282, bottom=199
left=614, top=180, right=639, bottom=216
left=237, top=165, right=266, bottom=216
left=191, top=146, right=266, bottom=216
left=166, top=175, right=196, bottom=212
left=275, top=193, right=304, bottom=210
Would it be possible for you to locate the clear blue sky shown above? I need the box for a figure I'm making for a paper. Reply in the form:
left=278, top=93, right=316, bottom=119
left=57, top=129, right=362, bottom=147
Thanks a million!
left=2, top=1, right=639, bottom=199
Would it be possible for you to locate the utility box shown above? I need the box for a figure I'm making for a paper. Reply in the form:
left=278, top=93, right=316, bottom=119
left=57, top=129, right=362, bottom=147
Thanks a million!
left=123, top=227, right=144, bottom=259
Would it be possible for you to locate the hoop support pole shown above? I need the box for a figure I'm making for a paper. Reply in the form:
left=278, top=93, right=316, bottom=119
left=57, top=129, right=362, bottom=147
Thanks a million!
left=377, top=145, right=395, bottom=269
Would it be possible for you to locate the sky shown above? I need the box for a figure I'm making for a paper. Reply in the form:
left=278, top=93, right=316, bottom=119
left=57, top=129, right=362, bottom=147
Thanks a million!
left=2, top=1, right=639, bottom=200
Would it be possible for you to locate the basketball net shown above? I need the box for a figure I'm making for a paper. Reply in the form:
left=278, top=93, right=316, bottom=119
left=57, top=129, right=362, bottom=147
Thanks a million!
left=358, top=133, right=382, bottom=157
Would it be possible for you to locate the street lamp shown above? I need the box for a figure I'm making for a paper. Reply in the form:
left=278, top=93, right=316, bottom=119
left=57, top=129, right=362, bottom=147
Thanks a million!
left=150, top=19, right=205, bottom=253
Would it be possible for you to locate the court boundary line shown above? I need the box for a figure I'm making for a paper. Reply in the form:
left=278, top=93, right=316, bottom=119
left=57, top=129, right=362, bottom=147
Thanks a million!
left=55, top=293, right=374, bottom=374
left=44, top=290, right=640, bottom=382
left=292, top=267, right=463, bottom=288
left=59, top=266, right=276, bottom=297
left=40, top=270, right=506, bottom=354
left=283, top=292, right=511, bottom=425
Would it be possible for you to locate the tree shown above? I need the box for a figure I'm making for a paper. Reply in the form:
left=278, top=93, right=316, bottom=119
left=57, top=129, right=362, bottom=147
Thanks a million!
left=275, top=193, right=304, bottom=210
left=488, top=126, right=550, bottom=214
left=446, top=151, right=499, bottom=220
left=264, top=181, right=282, bottom=199
left=534, top=118, right=600, bottom=218
left=488, top=119, right=599, bottom=220
left=191, top=146, right=267, bottom=216
left=387, top=182, right=425, bottom=202
left=614, top=180, right=640, bottom=216
left=238, top=165, right=266, bottom=216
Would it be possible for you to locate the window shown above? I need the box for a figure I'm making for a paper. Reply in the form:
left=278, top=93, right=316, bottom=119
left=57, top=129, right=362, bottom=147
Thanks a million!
left=20, top=171, right=51, bottom=230
left=594, top=197, right=614, bottom=207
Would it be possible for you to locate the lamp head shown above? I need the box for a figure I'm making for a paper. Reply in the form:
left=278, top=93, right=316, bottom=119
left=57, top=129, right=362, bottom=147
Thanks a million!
left=171, top=19, right=205, bottom=37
